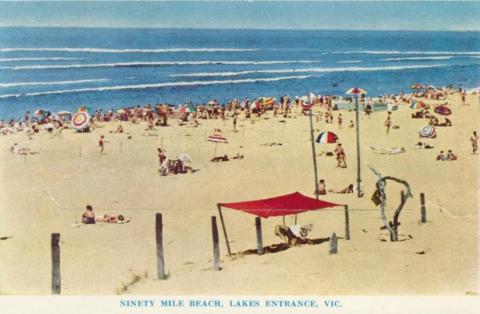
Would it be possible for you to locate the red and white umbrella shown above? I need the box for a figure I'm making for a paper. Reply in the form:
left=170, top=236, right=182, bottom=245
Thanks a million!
left=316, top=131, right=339, bottom=144
left=71, top=111, right=90, bottom=131
left=346, top=87, right=367, bottom=95
left=208, top=131, right=228, bottom=157
left=208, top=133, right=228, bottom=143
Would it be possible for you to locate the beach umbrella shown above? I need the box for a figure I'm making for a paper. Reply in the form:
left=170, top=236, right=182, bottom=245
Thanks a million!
left=419, top=125, right=436, bottom=138
left=434, top=105, right=452, bottom=116
left=71, top=111, right=90, bottom=131
left=262, top=97, right=276, bottom=106
left=300, top=95, right=310, bottom=102
left=57, top=110, right=71, bottom=115
left=316, top=131, right=338, bottom=144
left=410, top=102, right=420, bottom=109
left=34, top=109, right=44, bottom=116
left=208, top=131, right=228, bottom=157
left=177, top=153, right=193, bottom=163
left=346, top=87, right=367, bottom=95
left=411, top=84, right=425, bottom=90
left=116, top=109, right=126, bottom=114
left=208, top=100, right=218, bottom=105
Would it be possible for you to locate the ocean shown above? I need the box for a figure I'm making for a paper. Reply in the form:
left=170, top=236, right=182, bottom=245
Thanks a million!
left=0, top=27, right=479, bottom=119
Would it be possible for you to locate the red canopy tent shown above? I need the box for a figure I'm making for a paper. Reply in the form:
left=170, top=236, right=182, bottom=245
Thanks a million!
left=219, top=192, right=339, bottom=218
left=216, top=192, right=346, bottom=255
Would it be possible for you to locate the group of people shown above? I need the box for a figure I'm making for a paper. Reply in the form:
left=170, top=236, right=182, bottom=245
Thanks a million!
left=81, top=205, right=127, bottom=224
left=158, top=148, right=193, bottom=176
left=315, top=179, right=354, bottom=195
left=436, top=150, right=458, bottom=161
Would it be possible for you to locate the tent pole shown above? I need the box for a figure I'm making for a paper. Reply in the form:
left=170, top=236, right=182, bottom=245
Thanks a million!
left=294, top=214, right=298, bottom=225
left=309, top=108, right=319, bottom=199
left=217, top=204, right=232, bottom=256
left=282, top=215, right=285, bottom=226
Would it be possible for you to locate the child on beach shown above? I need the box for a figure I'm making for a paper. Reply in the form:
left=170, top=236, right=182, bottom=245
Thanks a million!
left=99, top=135, right=105, bottom=153
left=315, top=179, right=327, bottom=195
left=385, top=114, right=392, bottom=134
left=82, top=205, right=95, bottom=224
left=436, top=151, right=446, bottom=161
left=446, top=150, right=458, bottom=161
left=337, top=113, right=343, bottom=128
left=471, top=131, right=478, bottom=154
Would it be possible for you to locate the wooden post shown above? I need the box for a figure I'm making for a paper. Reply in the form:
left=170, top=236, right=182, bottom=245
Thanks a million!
left=255, top=217, right=264, bottom=255
left=420, top=193, right=427, bottom=223
left=211, top=216, right=220, bottom=271
left=51, top=233, right=61, bottom=295
left=155, top=213, right=166, bottom=279
left=329, top=232, right=338, bottom=255
left=309, top=108, right=319, bottom=199
left=354, top=94, right=362, bottom=198
left=217, top=205, right=232, bottom=256
left=344, top=205, right=350, bottom=240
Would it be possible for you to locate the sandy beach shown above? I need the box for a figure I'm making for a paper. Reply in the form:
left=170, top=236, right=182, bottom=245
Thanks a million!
left=0, top=92, right=478, bottom=295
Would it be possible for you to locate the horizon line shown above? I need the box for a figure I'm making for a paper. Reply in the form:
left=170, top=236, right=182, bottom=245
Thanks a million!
left=0, top=25, right=479, bottom=32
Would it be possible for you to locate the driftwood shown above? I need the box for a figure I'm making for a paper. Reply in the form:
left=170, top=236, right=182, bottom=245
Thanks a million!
left=369, top=166, right=413, bottom=242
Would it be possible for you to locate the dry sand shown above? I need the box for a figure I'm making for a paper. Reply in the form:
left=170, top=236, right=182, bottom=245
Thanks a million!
left=0, top=93, right=478, bottom=295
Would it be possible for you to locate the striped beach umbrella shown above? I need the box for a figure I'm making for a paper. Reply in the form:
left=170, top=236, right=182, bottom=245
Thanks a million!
left=208, top=131, right=228, bottom=157
left=208, top=133, right=228, bottom=143
left=419, top=125, right=436, bottom=138
left=262, top=97, right=276, bottom=106
left=71, top=111, right=90, bottom=131
left=346, top=87, right=367, bottom=95
left=316, top=131, right=339, bottom=144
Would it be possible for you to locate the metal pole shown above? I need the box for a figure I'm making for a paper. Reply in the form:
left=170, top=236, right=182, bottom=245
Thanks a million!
left=309, top=108, right=319, bottom=199
left=355, top=94, right=362, bottom=198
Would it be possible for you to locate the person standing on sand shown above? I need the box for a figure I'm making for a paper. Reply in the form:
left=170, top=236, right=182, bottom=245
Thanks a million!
left=233, top=112, right=238, bottom=132
left=385, top=114, right=392, bottom=134
left=335, top=143, right=347, bottom=168
left=338, top=113, right=343, bottom=128
left=471, top=131, right=479, bottom=154
left=461, top=90, right=466, bottom=106
left=99, top=135, right=105, bottom=154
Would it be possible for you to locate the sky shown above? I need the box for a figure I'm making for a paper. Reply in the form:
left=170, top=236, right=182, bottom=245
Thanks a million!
left=0, top=1, right=479, bottom=31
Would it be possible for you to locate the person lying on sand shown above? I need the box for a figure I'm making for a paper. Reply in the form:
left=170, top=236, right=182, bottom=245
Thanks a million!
left=82, top=205, right=95, bottom=224
left=438, top=117, right=452, bottom=127
left=328, top=184, right=354, bottom=194
left=274, top=224, right=314, bottom=246
left=97, top=214, right=129, bottom=224
left=415, top=142, right=434, bottom=149
left=232, top=153, right=244, bottom=159
left=211, top=155, right=229, bottom=162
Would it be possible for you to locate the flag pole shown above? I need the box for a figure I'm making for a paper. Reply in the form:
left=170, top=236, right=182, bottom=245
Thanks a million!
left=309, top=107, right=319, bottom=199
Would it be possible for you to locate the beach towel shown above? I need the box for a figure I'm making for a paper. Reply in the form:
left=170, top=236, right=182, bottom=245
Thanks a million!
left=368, top=145, right=405, bottom=155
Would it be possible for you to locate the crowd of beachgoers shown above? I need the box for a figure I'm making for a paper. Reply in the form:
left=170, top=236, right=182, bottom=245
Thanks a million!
left=0, top=84, right=469, bottom=136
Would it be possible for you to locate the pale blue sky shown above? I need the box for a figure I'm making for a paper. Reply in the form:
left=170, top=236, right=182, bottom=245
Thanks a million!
left=0, top=1, right=479, bottom=31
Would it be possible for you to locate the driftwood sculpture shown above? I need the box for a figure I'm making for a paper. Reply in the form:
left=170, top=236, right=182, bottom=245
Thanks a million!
left=369, top=166, right=413, bottom=241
